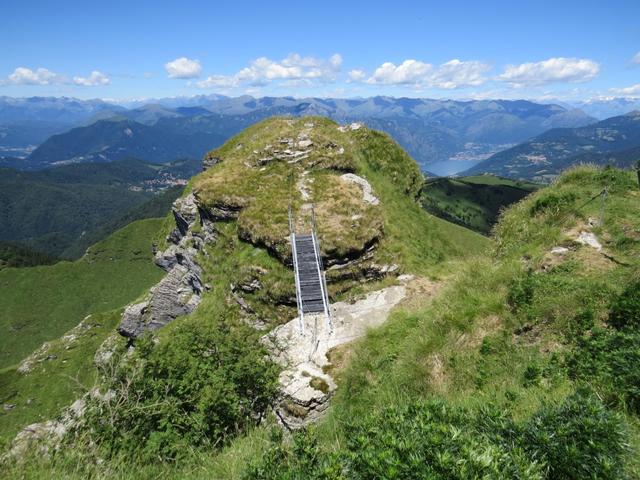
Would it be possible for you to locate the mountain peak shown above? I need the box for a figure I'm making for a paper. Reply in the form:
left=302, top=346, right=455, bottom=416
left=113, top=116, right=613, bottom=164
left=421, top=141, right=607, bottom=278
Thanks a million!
left=194, top=116, right=422, bottom=263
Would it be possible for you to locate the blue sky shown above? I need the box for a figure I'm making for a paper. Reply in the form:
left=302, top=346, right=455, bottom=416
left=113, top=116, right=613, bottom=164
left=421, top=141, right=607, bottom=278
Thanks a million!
left=1, top=0, right=639, bottom=101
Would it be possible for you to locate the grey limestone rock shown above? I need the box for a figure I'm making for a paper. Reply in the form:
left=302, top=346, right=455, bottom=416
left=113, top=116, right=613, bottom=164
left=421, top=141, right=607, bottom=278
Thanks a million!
left=117, top=193, right=205, bottom=340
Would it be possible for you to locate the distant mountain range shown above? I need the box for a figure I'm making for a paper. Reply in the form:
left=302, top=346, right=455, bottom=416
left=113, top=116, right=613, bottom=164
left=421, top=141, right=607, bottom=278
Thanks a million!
left=568, top=98, right=640, bottom=120
left=465, top=111, right=640, bottom=181
left=0, top=96, right=126, bottom=156
left=0, top=95, right=599, bottom=173
left=22, top=118, right=228, bottom=168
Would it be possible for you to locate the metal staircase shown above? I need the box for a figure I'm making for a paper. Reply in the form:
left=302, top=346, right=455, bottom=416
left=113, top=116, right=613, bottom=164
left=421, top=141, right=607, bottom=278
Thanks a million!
left=289, top=206, right=332, bottom=334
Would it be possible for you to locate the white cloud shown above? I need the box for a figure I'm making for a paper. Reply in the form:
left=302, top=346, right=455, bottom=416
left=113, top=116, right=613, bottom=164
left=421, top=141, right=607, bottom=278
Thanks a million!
left=165, top=57, right=202, bottom=79
left=428, top=59, right=490, bottom=89
left=498, top=57, right=600, bottom=87
left=73, top=70, right=110, bottom=86
left=369, top=60, right=431, bottom=85
left=610, top=83, right=640, bottom=96
left=4, top=67, right=66, bottom=85
left=355, top=59, right=490, bottom=89
left=196, top=74, right=238, bottom=89
left=633, top=52, right=640, bottom=64
left=197, top=53, right=342, bottom=89
left=347, top=69, right=367, bottom=82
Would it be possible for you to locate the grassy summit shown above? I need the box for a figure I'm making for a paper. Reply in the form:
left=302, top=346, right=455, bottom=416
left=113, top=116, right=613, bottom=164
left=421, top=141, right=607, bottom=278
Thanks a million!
left=195, top=116, right=484, bottom=274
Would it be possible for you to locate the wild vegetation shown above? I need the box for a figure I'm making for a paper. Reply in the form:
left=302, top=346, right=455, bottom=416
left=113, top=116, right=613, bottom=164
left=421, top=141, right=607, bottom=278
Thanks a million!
left=237, top=166, right=640, bottom=479
left=1, top=117, right=639, bottom=479
left=0, top=242, right=58, bottom=269
left=0, top=219, right=167, bottom=445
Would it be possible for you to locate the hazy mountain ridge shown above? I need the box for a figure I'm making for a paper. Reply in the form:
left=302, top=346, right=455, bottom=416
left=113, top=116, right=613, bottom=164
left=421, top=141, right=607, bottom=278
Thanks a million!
left=0, top=96, right=125, bottom=156
left=569, top=97, right=640, bottom=119
left=465, top=110, right=640, bottom=181
left=1, top=95, right=597, bottom=172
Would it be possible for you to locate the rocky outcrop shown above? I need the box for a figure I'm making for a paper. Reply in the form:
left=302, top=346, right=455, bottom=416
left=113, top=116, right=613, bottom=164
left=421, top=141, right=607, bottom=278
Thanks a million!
left=340, top=173, right=380, bottom=205
left=265, top=284, right=408, bottom=429
left=6, top=400, right=83, bottom=460
left=202, top=153, right=221, bottom=171
left=117, top=193, right=209, bottom=340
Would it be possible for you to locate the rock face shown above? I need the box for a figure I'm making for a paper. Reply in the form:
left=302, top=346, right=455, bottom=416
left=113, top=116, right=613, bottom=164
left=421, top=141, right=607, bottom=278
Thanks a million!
left=117, top=193, right=208, bottom=339
left=266, top=285, right=407, bottom=429
left=340, top=173, right=380, bottom=205
left=202, top=153, right=221, bottom=171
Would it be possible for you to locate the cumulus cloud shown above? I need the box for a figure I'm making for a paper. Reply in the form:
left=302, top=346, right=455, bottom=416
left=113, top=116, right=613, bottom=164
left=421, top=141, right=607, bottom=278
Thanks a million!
left=4, top=67, right=66, bottom=85
left=2, top=67, right=112, bottom=87
left=197, top=53, right=342, bottom=89
left=73, top=70, right=110, bottom=86
left=498, top=57, right=600, bottom=87
left=165, top=57, right=202, bottom=79
left=633, top=52, right=640, bottom=64
left=347, top=69, right=367, bottom=82
left=611, top=83, right=640, bottom=96
left=353, top=59, right=490, bottom=89
left=427, top=59, right=490, bottom=89
left=368, top=60, right=431, bottom=85
left=196, top=74, right=240, bottom=89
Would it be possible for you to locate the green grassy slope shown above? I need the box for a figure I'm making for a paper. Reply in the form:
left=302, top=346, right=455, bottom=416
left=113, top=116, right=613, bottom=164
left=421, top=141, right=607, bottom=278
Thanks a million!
left=0, top=218, right=165, bottom=369
left=0, top=117, right=491, bottom=477
left=420, top=175, right=540, bottom=234
left=251, top=165, right=640, bottom=478
left=0, top=309, right=123, bottom=445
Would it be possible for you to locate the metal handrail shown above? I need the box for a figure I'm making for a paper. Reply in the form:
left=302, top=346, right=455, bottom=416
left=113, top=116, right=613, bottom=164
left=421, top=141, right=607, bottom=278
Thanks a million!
left=310, top=204, right=332, bottom=331
left=288, top=205, right=305, bottom=334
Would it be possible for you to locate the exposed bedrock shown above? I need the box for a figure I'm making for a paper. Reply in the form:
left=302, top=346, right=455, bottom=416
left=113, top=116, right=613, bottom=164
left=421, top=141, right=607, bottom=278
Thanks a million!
left=117, top=193, right=210, bottom=340
left=265, top=284, right=408, bottom=429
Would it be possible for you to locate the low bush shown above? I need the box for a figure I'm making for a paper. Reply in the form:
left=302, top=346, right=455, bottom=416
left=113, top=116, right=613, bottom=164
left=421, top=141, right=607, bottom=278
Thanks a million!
left=82, top=315, right=280, bottom=462
left=567, top=328, right=640, bottom=414
left=529, top=191, right=577, bottom=217
left=608, top=281, right=640, bottom=330
left=246, top=392, right=628, bottom=479
left=521, top=391, right=628, bottom=479
left=507, top=269, right=536, bottom=311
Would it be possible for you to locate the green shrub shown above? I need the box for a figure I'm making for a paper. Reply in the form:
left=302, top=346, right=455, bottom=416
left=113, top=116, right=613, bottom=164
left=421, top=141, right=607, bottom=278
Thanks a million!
left=82, top=315, right=280, bottom=462
left=529, top=191, right=577, bottom=217
left=246, top=428, right=343, bottom=480
left=247, top=394, right=629, bottom=480
left=608, top=281, right=640, bottom=330
left=567, top=328, right=640, bottom=414
left=341, top=402, right=540, bottom=479
left=564, top=309, right=595, bottom=342
left=252, top=402, right=532, bottom=479
left=507, top=269, right=536, bottom=311
left=521, top=391, right=628, bottom=480
left=523, top=364, right=541, bottom=387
